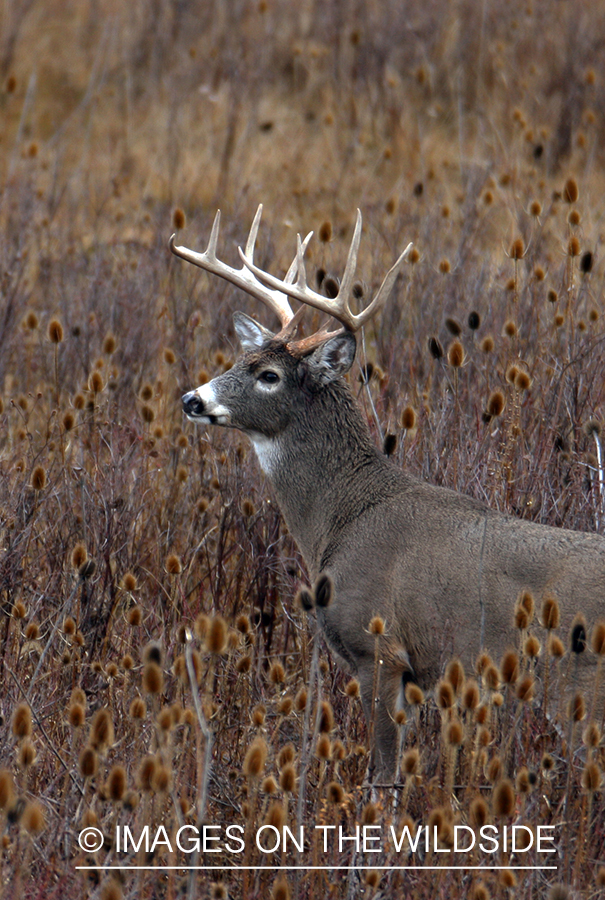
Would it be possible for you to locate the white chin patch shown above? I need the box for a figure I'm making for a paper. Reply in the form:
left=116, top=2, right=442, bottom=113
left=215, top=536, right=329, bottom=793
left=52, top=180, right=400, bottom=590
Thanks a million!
left=249, top=434, right=280, bottom=475
left=195, top=383, right=231, bottom=425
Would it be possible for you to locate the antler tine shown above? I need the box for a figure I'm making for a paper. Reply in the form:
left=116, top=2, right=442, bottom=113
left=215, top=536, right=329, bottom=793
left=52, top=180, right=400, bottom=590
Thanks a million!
left=243, top=203, right=263, bottom=263
left=286, top=231, right=313, bottom=285
left=354, top=240, right=414, bottom=328
left=170, top=205, right=294, bottom=327
left=206, top=208, right=222, bottom=259
left=337, top=208, right=363, bottom=316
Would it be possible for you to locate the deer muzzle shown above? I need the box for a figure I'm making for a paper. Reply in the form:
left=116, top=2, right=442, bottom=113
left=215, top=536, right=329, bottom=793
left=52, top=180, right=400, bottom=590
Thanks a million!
left=182, top=388, right=230, bottom=425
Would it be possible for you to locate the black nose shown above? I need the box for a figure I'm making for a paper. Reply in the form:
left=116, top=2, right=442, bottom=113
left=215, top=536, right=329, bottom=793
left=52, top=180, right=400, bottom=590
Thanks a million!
left=182, top=391, right=206, bottom=417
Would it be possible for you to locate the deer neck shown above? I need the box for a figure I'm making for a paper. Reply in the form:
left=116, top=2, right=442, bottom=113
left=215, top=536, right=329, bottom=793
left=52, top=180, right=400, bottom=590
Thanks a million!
left=249, top=381, right=396, bottom=575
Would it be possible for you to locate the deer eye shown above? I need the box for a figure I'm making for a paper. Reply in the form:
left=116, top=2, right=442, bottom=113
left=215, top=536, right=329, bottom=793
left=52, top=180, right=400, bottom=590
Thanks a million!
left=258, top=370, right=279, bottom=385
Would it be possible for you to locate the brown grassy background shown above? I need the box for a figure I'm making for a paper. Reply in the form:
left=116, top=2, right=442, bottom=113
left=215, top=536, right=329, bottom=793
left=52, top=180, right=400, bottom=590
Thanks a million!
left=1, top=1, right=605, bottom=897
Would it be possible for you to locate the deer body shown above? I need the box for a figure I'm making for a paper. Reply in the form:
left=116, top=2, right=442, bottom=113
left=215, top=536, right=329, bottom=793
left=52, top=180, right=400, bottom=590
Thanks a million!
left=174, top=207, right=605, bottom=778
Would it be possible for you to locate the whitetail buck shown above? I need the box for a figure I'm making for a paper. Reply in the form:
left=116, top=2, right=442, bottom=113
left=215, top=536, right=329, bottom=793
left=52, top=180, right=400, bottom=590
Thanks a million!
left=172, top=206, right=605, bottom=779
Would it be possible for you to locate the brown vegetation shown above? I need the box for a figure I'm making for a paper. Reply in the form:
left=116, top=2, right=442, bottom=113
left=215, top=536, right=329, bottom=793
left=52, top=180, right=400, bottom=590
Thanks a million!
left=0, top=0, right=604, bottom=897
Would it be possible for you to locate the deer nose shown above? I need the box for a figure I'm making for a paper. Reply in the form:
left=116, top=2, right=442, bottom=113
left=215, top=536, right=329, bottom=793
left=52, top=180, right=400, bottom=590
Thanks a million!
left=182, top=390, right=206, bottom=418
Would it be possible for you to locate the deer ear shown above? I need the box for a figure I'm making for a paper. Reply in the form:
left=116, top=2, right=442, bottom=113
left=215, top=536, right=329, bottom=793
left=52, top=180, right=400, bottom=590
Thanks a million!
left=305, top=332, right=357, bottom=384
left=233, top=312, right=274, bottom=350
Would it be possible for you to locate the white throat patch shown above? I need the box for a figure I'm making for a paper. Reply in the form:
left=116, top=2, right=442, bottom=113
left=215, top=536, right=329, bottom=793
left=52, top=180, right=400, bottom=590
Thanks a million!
left=249, top=434, right=281, bottom=475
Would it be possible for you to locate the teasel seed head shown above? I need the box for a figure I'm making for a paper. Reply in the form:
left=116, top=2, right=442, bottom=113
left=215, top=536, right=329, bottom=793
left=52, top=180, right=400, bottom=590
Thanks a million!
left=548, top=634, right=565, bottom=658
left=493, top=778, right=515, bottom=817
left=447, top=339, right=465, bottom=368
left=207, top=616, right=228, bottom=654
left=318, top=220, right=332, bottom=243
left=405, top=682, right=425, bottom=705
left=500, top=650, right=519, bottom=685
left=541, top=595, right=560, bottom=630
left=365, top=870, right=380, bottom=889
left=318, top=700, right=335, bottom=734
left=271, top=875, right=291, bottom=900
left=79, top=746, right=98, bottom=779
left=568, top=692, right=586, bottom=722
left=107, top=765, right=127, bottom=802
left=251, top=703, right=266, bottom=727
left=165, top=553, right=182, bottom=575
left=472, top=883, right=490, bottom=900
left=17, top=739, right=36, bottom=769
left=369, top=615, right=385, bottom=635
left=152, top=761, right=172, bottom=794
left=516, top=674, right=535, bottom=703
left=90, top=708, right=114, bottom=752
left=244, top=737, right=267, bottom=780
left=591, top=620, right=605, bottom=655
left=582, top=761, right=602, bottom=793
left=345, top=678, right=360, bottom=699
left=326, top=781, right=344, bottom=804
left=436, top=680, right=455, bottom=709
left=314, top=574, right=333, bottom=608
left=265, top=800, right=286, bottom=831
left=515, top=606, right=529, bottom=630
left=269, top=661, right=285, bottom=685
left=428, top=336, right=444, bottom=360
left=11, top=703, right=32, bottom=740
left=137, top=756, right=157, bottom=792
left=68, top=703, right=85, bottom=728
left=484, top=664, right=500, bottom=691
left=361, top=801, right=378, bottom=825
left=402, top=748, right=420, bottom=776
left=401, top=405, right=417, bottom=430
left=262, top=775, right=278, bottom=794
left=583, top=722, right=601, bottom=748
left=236, top=655, right=252, bottom=673
left=129, top=697, right=146, bottom=720
left=445, top=658, right=465, bottom=694
left=487, top=755, right=503, bottom=783
left=71, top=542, right=88, bottom=569
left=548, top=884, right=571, bottom=900
left=296, top=587, right=314, bottom=611
left=316, top=734, right=331, bottom=760
left=570, top=614, right=587, bottom=654
left=462, top=679, right=480, bottom=710
left=510, top=237, right=525, bottom=260
left=22, top=800, right=45, bottom=835
left=563, top=177, right=579, bottom=203
left=142, top=661, right=163, bottom=695
left=469, top=795, right=488, bottom=828
left=446, top=719, right=463, bottom=746
left=523, top=635, right=541, bottom=659
left=486, top=390, right=505, bottom=418
left=480, top=335, right=495, bottom=354
left=31, top=465, right=46, bottom=491
left=48, top=318, right=64, bottom=343
left=295, top=687, right=308, bottom=712
left=0, top=770, right=15, bottom=810
left=580, top=250, right=593, bottom=274
left=279, top=763, right=296, bottom=794
left=100, top=878, right=123, bottom=900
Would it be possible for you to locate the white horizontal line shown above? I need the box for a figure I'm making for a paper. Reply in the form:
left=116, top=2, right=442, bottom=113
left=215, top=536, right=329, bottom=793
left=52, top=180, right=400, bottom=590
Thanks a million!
left=76, top=865, right=558, bottom=871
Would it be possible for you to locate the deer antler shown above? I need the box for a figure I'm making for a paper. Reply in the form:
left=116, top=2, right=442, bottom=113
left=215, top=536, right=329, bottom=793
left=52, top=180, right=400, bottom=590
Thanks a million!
left=239, top=209, right=413, bottom=334
left=171, top=206, right=412, bottom=351
left=170, top=204, right=312, bottom=330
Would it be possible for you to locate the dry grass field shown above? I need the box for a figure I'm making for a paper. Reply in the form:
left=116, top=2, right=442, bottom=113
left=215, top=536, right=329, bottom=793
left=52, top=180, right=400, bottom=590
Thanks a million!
left=1, top=0, right=605, bottom=897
